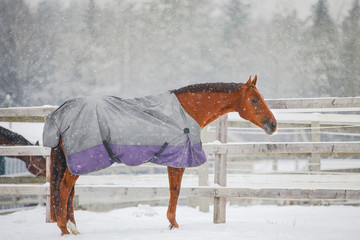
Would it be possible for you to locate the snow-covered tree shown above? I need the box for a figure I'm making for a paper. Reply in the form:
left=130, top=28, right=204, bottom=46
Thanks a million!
left=265, top=12, right=309, bottom=97
left=307, top=0, right=341, bottom=96
left=0, top=0, right=33, bottom=105
left=341, top=0, right=360, bottom=96
left=2, top=0, right=360, bottom=106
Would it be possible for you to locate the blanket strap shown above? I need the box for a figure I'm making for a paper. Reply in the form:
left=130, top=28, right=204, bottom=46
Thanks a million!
left=103, top=140, right=122, bottom=163
left=154, top=142, right=169, bottom=159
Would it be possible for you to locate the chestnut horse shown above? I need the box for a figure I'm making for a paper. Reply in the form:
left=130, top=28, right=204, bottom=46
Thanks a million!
left=50, top=75, right=277, bottom=235
left=0, top=126, right=46, bottom=176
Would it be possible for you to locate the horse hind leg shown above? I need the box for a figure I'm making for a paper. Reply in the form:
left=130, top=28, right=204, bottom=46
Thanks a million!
left=57, top=168, right=79, bottom=235
left=66, top=186, right=80, bottom=235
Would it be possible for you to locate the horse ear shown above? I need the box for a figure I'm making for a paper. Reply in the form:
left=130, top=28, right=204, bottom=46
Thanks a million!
left=252, top=75, right=257, bottom=86
left=245, top=75, right=252, bottom=87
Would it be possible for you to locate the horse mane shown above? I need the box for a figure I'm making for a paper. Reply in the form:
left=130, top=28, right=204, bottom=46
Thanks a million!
left=0, top=126, right=33, bottom=146
left=171, top=82, right=243, bottom=95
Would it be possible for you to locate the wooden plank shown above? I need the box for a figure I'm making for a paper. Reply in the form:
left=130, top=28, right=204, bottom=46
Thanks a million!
left=216, top=187, right=360, bottom=200
left=0, top=176, right=46, bottom=184
left=203, top=142, right=360, bottom=155
left=74, top=186, right=215, bottom=199
left=310, top=121, right=321, bottom=171
left=0, top=206, right=39, bottom=215
left=0, top=97, right=357, bottom=122
left=0, top=184, right=49, bottom=195
left=0, top=146, right=51, bottom=156
left=6, top=141, right=352, bottom=165
left=198, top=161, right=209, bottom=213
left=214, top=115, right=228, bottom=186
left=227, top=120, right=360, bottom=130
left=0, top=97, right=357, bottom=116
left=0, top=116, right=46, bottom=122
left=214, top=115, right=227, bottom=224
left=75, top=185, right=169, bottom=198
left=0, top=97, right=357, bottom=124
left=0, top=106, right=56, bottom=118
left=1, top=184, right=360, bottom=200
left=45, top=156, right=51, bottom=223
left=266, top=97, right=360, bottom=109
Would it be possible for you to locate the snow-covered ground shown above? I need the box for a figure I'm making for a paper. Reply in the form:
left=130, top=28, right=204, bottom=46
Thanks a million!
left=1, top=118, right=360, bottom=239
left=1, top=205, right=360, bottom=240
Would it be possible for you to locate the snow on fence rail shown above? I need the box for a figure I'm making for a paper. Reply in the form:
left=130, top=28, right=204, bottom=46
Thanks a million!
left=0, top=96, right=359, bottom=122
left=266, top=96, right=360, bottom=110
left=0, top=97, right=360, bottom=223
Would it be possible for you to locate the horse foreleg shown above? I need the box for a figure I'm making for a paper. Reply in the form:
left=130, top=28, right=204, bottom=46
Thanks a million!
left=58, top=168, right=79, bottom=235
left=167, top=166, right=185, bottom=229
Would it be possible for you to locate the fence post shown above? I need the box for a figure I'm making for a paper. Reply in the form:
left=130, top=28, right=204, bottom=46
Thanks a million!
left=213, top=114, right=227, bottom=223
left=309, top=121, right=321, bottom=171
left=45, top=155, right=51, bottom=223
left=198, top=161, right=209, bottom=212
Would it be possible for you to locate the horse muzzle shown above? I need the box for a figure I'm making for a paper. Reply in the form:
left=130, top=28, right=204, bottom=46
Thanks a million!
left=263, top=120, right=277, bottom=135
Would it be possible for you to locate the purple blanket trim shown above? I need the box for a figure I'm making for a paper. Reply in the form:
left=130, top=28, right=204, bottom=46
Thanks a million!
left=67, top=145, right=114, bottom=175
left=67, top=142, right=206, bottom=175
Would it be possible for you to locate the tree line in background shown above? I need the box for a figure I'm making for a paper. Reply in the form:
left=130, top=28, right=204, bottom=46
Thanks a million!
left=0, top=0, right=359, bottom=106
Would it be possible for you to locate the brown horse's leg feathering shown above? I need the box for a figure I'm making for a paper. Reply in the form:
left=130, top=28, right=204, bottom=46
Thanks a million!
left=167, top=166, right=185, bottom=229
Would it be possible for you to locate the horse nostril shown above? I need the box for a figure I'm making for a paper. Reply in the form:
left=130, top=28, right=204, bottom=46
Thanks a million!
left=263, top=121, right=277, bottom=135
left=271, top=121, right=277, bottom=130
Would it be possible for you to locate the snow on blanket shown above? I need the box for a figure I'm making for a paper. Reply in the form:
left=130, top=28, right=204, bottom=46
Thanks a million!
left=2, top=205, right=360, bottom=240
left=43, top=92, right=206, bottom=175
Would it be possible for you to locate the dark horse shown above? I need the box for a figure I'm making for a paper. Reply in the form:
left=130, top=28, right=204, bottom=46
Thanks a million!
left=0, top=126, right=46, bottom=176
left=49, top=76, right=277, bottom=235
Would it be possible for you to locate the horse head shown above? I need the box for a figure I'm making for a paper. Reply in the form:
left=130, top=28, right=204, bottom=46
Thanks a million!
left=235, top=75, right=277, bottom=135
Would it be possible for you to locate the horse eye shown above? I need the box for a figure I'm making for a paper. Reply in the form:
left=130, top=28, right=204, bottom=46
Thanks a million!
left=251, top=98, right=259, bottom=104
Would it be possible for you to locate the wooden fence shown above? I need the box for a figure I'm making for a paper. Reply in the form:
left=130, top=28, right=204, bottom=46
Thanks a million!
left=205, top=97, right=360, bottom=223
left=0, top=97, right=360, bottom=224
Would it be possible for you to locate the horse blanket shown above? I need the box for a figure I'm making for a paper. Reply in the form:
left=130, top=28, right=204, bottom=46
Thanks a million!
left=43, top=92, right=207, bottom=175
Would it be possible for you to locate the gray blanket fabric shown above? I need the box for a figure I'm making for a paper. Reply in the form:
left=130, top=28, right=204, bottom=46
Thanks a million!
left=43, top=92, right=207, bottom=175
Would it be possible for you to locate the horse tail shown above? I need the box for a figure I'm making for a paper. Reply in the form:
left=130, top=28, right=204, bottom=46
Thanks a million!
left=49, top=141, right=67, bottom=222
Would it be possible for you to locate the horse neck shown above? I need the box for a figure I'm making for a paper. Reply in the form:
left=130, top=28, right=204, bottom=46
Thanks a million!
left=0, top=130, right=46, bottom=176
left=0, top=129, right=32, bottom=146
left=175, top=92, right=237, bottom=128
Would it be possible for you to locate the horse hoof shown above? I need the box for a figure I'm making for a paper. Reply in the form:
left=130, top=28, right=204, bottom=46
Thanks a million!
left=60, top=230, right=70, bottom=236
left=67, top=220, right=80, bottom=235
left=169, top=222, right=179, bottom=230
left=58, top=225, right=70, bottom=235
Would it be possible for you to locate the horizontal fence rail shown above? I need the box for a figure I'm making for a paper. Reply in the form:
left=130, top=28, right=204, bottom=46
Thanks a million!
left=1, top=185, right=360, bottom=201
left=0, top=106, right=56, bottom=122
left=1, top=97, right=359, bottom=122
left=203, top=142, right=360, bottom=155
left=0, top=106, right=56, bottom=118
left=266, top=97, right=360, bottom=110
left=0, top=146, right=51, bottom=156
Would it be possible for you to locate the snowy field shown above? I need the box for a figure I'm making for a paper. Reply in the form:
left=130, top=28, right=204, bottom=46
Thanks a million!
left=1, top=205, right=360, bottom=240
